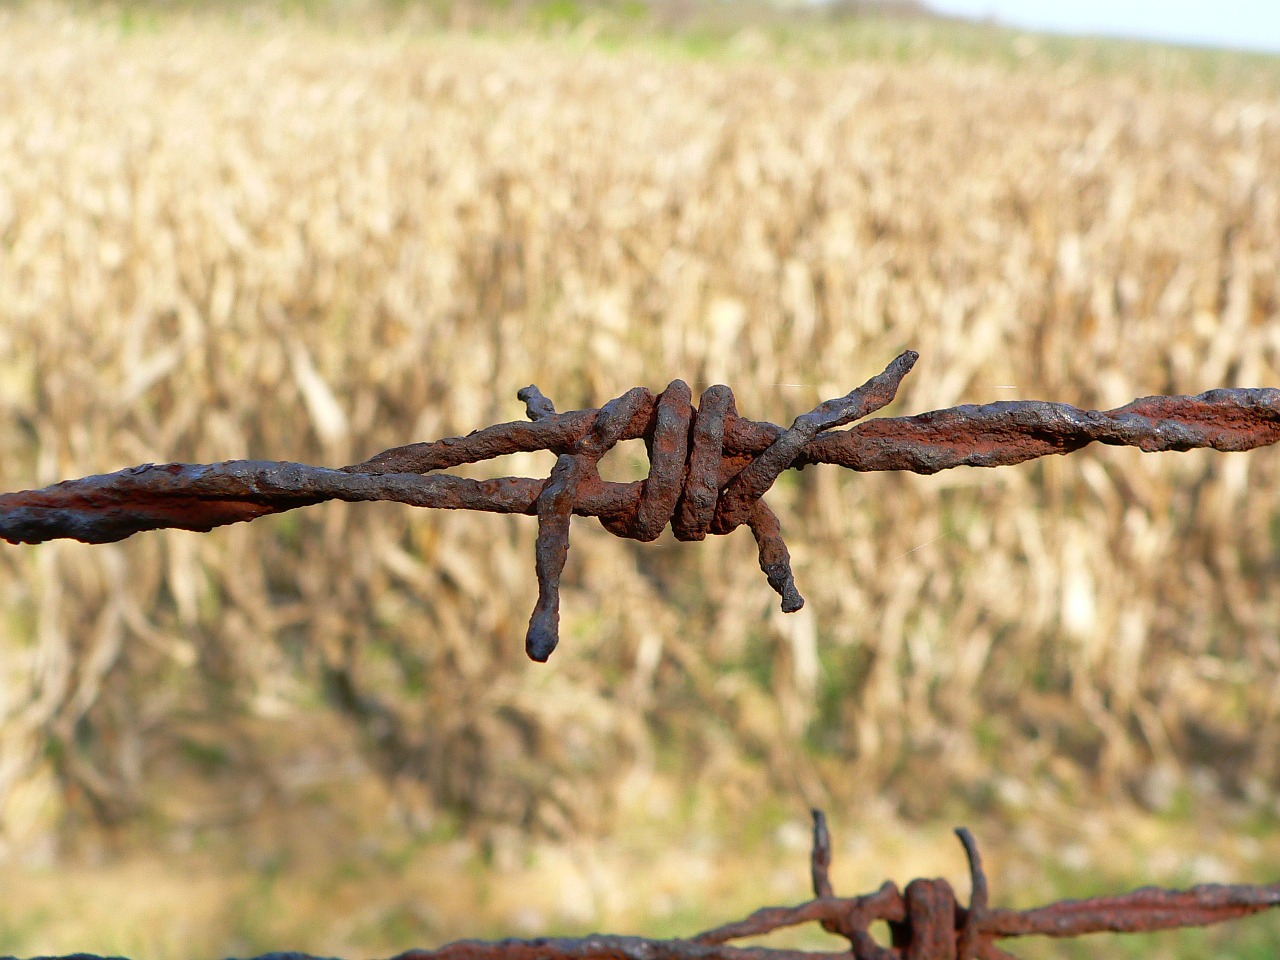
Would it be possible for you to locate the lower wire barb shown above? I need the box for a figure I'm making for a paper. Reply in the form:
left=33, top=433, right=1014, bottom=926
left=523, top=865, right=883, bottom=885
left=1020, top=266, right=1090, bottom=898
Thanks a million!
left=2, top=350, right=1280, bottom=661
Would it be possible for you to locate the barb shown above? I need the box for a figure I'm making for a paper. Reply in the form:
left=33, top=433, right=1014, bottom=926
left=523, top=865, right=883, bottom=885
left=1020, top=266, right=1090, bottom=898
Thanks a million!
left=2, top=351, right=1279, bottom=660
left=811, top=808, right=835, bottom=900
left=17, top=810, right=1279, bottom=960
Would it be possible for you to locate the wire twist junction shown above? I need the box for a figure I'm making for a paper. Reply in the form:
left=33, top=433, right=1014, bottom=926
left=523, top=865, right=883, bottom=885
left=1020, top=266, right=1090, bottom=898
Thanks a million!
left=514, top=351, right=917, bottom=659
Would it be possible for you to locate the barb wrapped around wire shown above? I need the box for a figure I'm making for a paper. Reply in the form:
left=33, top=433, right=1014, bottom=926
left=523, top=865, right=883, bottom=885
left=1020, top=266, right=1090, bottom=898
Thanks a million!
left=687, top=810, right=1280, bottom=960
left=17, top=810, right=1280, bottom=960
left=2, top=350, right=1280, bottom=661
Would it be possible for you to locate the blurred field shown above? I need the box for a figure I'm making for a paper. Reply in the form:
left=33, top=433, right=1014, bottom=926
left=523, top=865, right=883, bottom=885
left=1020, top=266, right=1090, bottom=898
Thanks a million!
left=2, top=2, right=1280, bottom=957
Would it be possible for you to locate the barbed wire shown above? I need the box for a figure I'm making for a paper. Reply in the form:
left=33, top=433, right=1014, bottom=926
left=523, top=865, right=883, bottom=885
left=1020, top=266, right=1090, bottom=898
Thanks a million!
left=688, top=811, right=1280, bottom=960
left=2, top=350, right=1279, bottom=660
left=9, top=810, right=1277, bottom=960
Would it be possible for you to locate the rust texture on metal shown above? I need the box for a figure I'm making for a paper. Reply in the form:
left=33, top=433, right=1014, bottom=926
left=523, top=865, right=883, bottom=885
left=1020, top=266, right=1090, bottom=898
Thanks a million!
left=3, top=350, right=1280, bottom=660
left=399, top=809, right=1280, bottom=960
left=14, top=810, right=1280, bottom=960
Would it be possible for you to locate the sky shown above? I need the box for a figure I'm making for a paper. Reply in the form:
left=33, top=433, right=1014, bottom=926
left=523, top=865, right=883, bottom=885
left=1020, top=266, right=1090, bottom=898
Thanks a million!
left=924, top=0, right=1280, bottom=54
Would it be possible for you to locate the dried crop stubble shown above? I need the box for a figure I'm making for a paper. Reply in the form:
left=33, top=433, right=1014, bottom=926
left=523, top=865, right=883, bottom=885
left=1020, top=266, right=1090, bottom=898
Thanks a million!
left=0, top=9, right=1279, bottom=847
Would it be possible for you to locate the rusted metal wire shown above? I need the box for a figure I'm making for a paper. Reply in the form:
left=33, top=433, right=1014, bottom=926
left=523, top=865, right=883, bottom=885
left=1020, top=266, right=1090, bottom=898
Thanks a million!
left=10, top=809, right=1277, bottom=960
left=400, top=809, right=1280, bottom=960
left=3, top=350, right=1279, bottom=660
left=687, top=810, right=1280, bottom=959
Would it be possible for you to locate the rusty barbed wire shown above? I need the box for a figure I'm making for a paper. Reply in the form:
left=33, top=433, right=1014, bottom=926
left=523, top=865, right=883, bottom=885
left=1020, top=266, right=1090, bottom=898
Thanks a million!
left=693, top=810, right=1280, bottom=960
left=9, top=809, right=1277, bottom=960
left=2, top=350, right=1280, bottom=660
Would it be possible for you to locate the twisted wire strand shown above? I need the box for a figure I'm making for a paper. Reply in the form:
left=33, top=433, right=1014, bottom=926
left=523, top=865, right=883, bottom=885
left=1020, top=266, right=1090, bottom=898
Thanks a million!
left=3, top=350, right=1280, bottom=661
left=26, top=838, right=1280, bottom=960
left=681, top=811, right=1280, bottom=960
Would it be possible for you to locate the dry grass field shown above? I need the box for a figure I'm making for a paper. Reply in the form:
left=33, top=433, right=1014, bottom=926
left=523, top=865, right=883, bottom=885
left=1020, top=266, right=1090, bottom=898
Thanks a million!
left=2, top=3, right=1280, bottom=957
